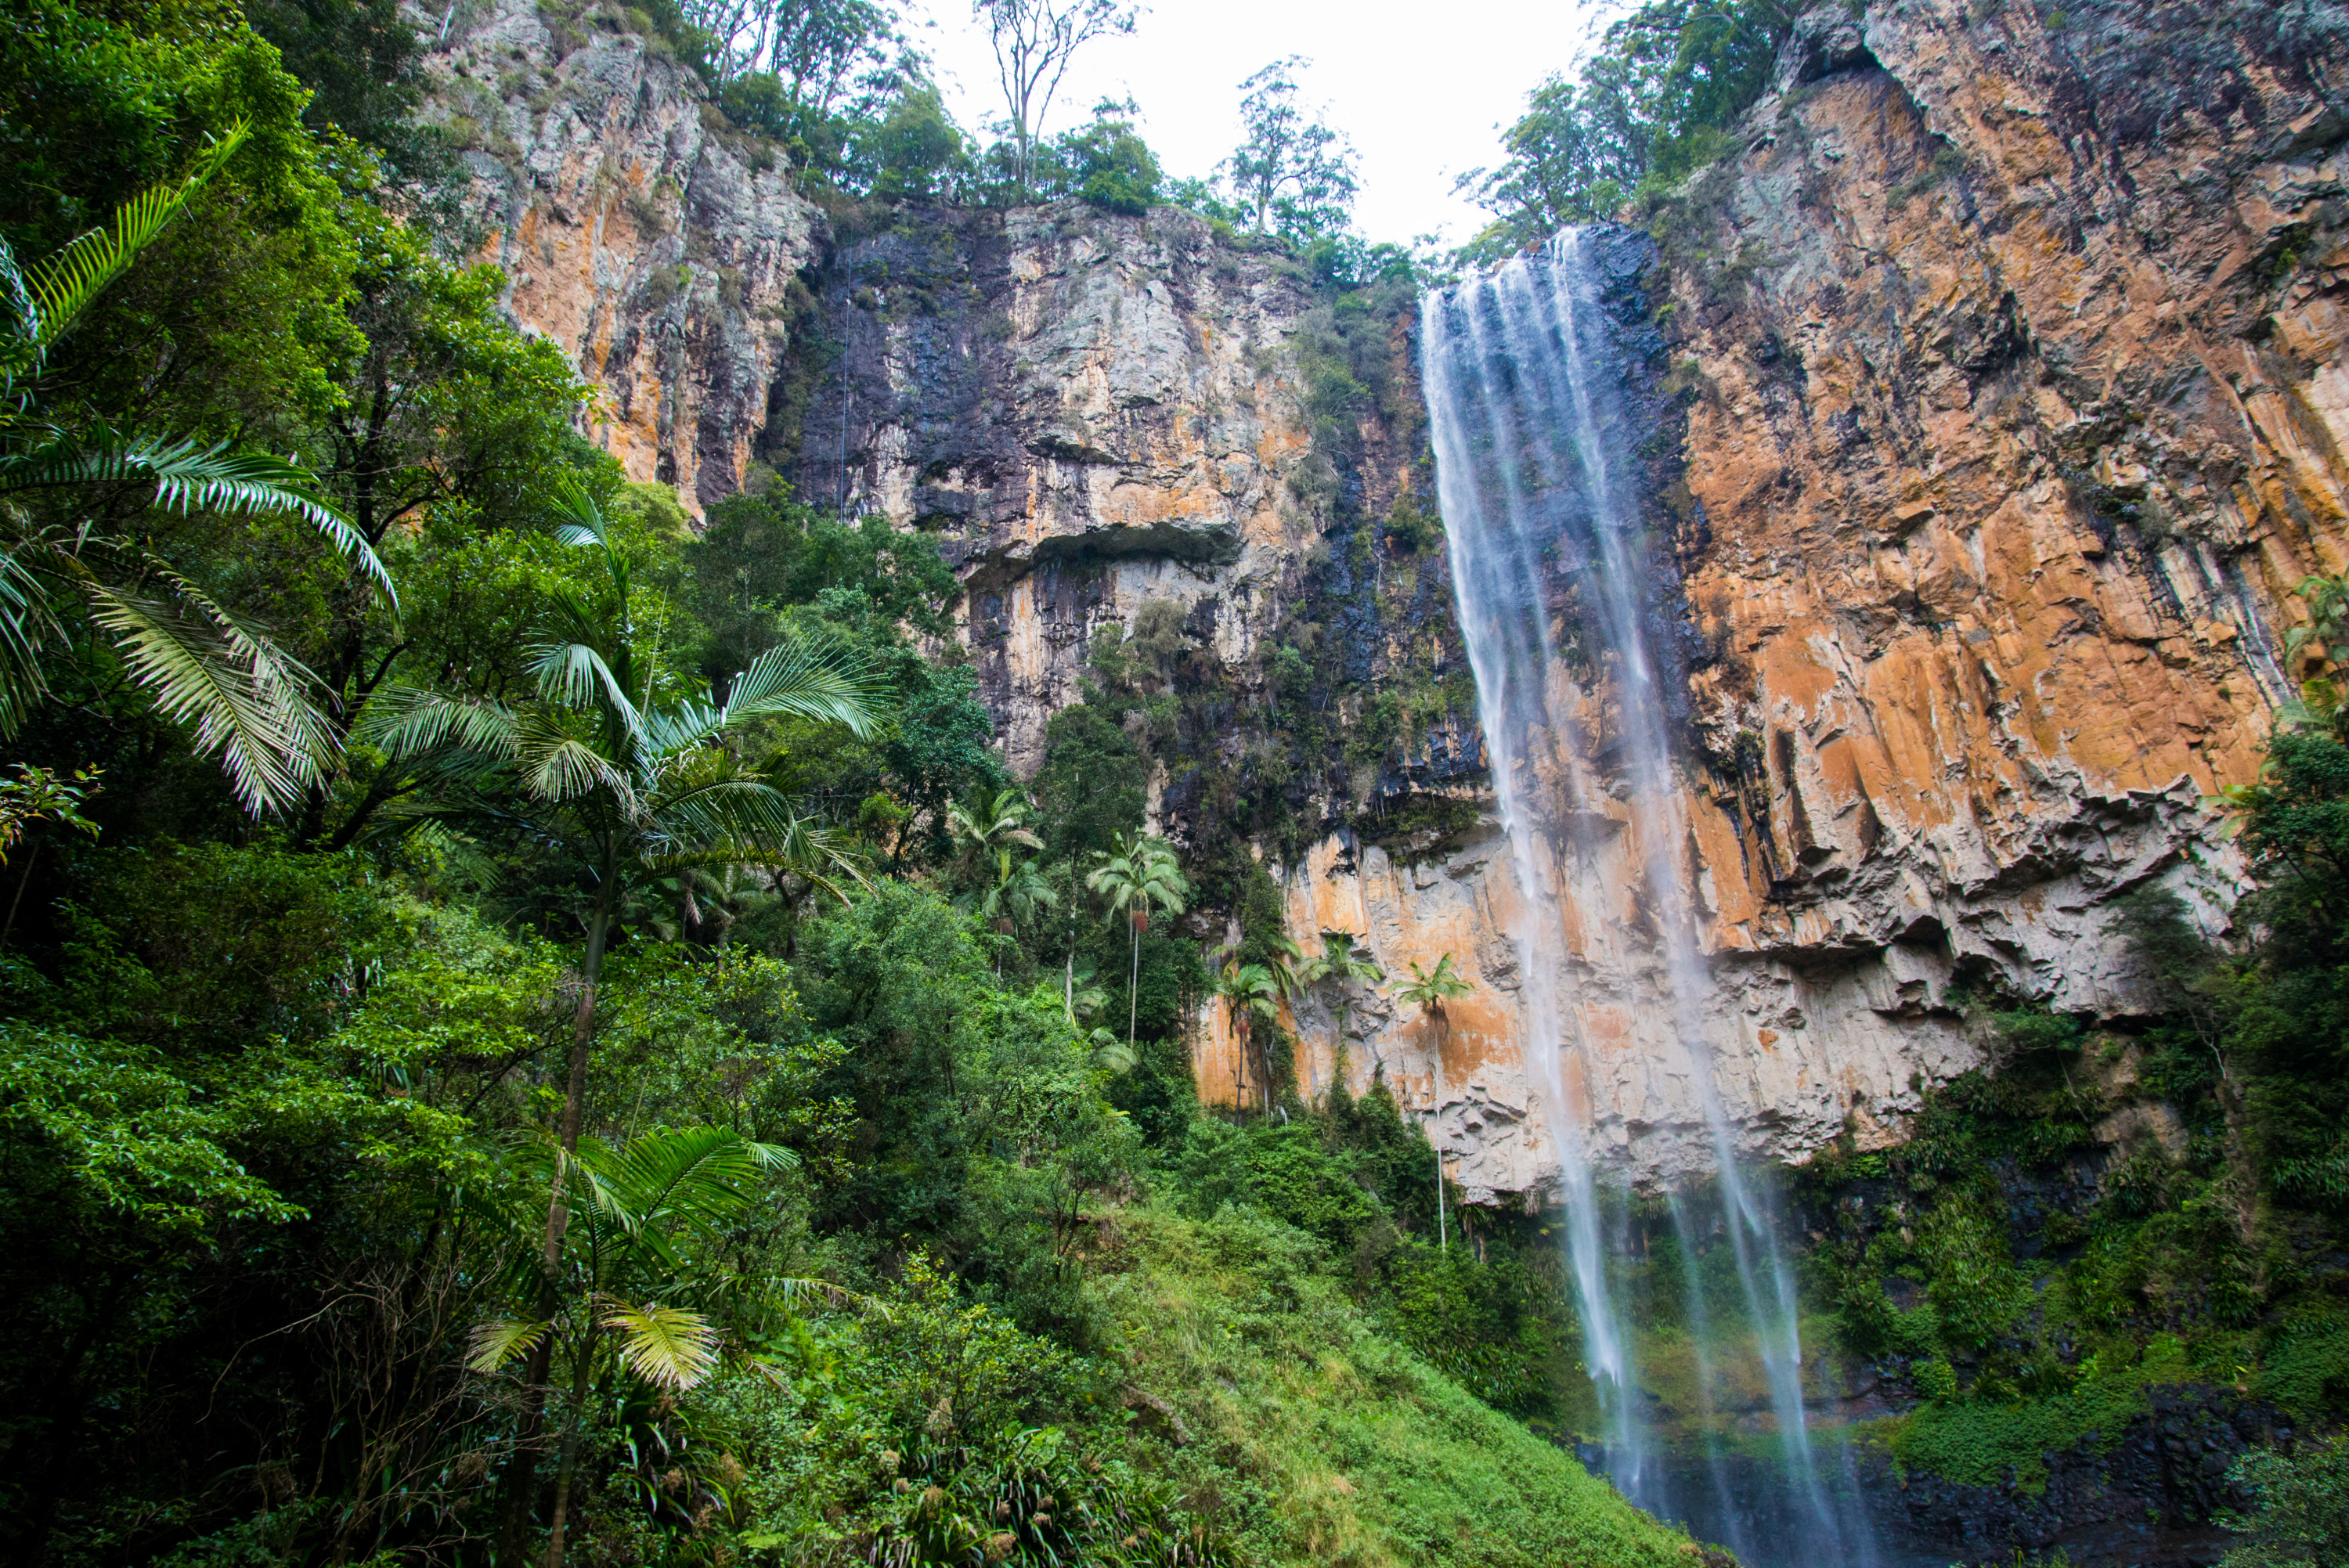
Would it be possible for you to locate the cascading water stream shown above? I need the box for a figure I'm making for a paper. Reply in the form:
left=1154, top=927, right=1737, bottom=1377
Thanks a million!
left=1422, top=232, right=1654, bottom=1509
left=1420, top=230, right=1875, bottom=1563
left=1666, top=1189, right=1760, bottom=1568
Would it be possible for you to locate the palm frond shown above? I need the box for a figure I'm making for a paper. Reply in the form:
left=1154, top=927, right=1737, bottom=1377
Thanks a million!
left=588, top=1124, right=770, bottom=1232
left=85, top=576, right=331, bottom=815
left=0, top=431, right=391, bottom=602
left=652, top=774, right=802, bottom=850
left=23, top=123, right=248, bottom=348
left=717, top=634, right=889, bottom=738
left=655, top=793, right=870, bottom=900
left=548, top=479, right=631, bottom=608
left=514, top=709, right=637, bottom=807
left=643, top=697, right=723, bottom=757
left=357, top=685, right=522, bottom=760
left=0, top=236, right=39, bottom=396
left=0, top=543, right=60, bottom=737
left=531, top=639, right=643, bottom=733
left=467, top=1316, right=551, bottom=1376
left=767, top=1276, right=887, bottom=1317
left=548, top=478, right=612, bottom=549
left=600, top=1300, right=719, bottom=1392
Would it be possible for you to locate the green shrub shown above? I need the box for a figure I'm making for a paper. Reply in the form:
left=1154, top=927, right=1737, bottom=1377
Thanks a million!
left=2221, top=1436, right=2349, bottom=1567
left=1875, top=1337, right=2193, bottom=1493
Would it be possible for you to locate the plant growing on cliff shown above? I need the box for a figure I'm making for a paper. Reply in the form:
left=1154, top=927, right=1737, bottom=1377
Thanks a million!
left=1084, top=830, right=1186, bottom=1054
left=972, top=0, right=1137, bottom=196
left=1455, top=0, right=1802, bottom=261
left=1214, top=954, right=1282, bottom=1112
left=1308, top=930, right=1385, bottom=1098
left=1394, top=954, right=1473, bottom=1251
left=1223, top=56, right=1359, bottom=243
left=2221, top=1436, right=2349, bottom=1568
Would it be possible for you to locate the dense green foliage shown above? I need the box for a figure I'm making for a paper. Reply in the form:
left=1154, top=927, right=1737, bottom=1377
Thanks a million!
left=1457, top=0, right=1802, bottom=259
left=0, top=8, right=1693, bottom=1566
left=2221, top=1436, right=2349, bottom=1568
left=1779, top=594, right=2349, bottom=1509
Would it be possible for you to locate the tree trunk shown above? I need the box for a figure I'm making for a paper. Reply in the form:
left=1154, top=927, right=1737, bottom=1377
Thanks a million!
left=1333, top=998, right=1348, bottom=1101
left=541, top=1348, right=597, bottom=1568
left=498, top=856, right=618, bottom=1563
left=1433, top=1013, right=1447, bottom=1253
left=0, top=831, right=41, bottom=952
left=1127, top=920, right=1139, bottom=1052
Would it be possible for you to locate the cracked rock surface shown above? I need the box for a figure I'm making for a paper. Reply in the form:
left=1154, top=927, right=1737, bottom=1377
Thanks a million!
left=446, top=0, right=2349, bottom=1194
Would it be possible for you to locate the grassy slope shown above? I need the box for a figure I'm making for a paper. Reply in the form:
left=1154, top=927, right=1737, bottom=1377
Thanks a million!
left=1091, top=1204, right=1696, bottom=1568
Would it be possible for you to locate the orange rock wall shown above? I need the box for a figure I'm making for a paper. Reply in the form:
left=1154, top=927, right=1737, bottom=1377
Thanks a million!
left=425, top=0, right=819, bottom=511
left=1244, top=0, right=2349, bottom=1191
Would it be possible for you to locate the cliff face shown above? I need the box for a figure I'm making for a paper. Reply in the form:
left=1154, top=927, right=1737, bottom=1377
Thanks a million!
left=422, top=0, right=821, bottom=510
left=778, top=205, right=1344, bottom=776
left=1251, top=0, right=2349, bottom=1195
left=438, top=0, right=2349, bottom=1194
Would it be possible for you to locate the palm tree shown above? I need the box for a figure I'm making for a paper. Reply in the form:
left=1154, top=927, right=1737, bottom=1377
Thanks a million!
left=944, top=787, right=1044, bottom=885
left=361, top=482, right=883, bottom=1543
left=1308, top=930, right=1385, bottom=1101
left=973, top=854, right=1057, bottom=932
left=0, top=124, right=393, bottom=813
left=1394, top=953, right=1474, bottom=1251
left=1259, top=931, right=1320, bottom=1103
left=1064, top=954, right=1110, bottom=1030
left=467, top=1126, right=824, bottom=1566
left=967, top=854, right=1057, bottom=976
left=1282, top=934, right=1330, bottom=1096
left=1264, top=929, right=1310, bottom=1006
left=1084, top=831, right=1188, bottom=1053
left=1213, top=955, right=1281, bottom=1113
left=947, top=789, right=1054, bottom=972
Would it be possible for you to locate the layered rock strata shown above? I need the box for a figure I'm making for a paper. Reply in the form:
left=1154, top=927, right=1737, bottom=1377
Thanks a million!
left=776, top=206, right=1344, bottom=774
left=1221, top=0, right=2349, bottom=1192
left=442, top=0, right=2349, bottom=1194
left=421, top=0, right=819, bottom=510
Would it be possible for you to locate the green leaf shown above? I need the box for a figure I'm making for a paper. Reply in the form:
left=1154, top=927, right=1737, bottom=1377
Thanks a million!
left=84, top=575, right=332, bottom=816
left=600, top=1299, right=719, bottom=1391
left=467, top=1316, right=551, bottom=1375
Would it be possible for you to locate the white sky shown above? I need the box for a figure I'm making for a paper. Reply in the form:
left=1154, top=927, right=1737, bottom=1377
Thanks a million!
left=911, top=0, right=1604, bottom=248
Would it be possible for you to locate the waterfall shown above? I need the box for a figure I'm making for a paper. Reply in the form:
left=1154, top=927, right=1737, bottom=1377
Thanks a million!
left=1421, top=229, right=1655, bottom=1508
left=1666, top=1188, right=1761, bottom=1568
left=1420, top=231, right=1876, bottom=1565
